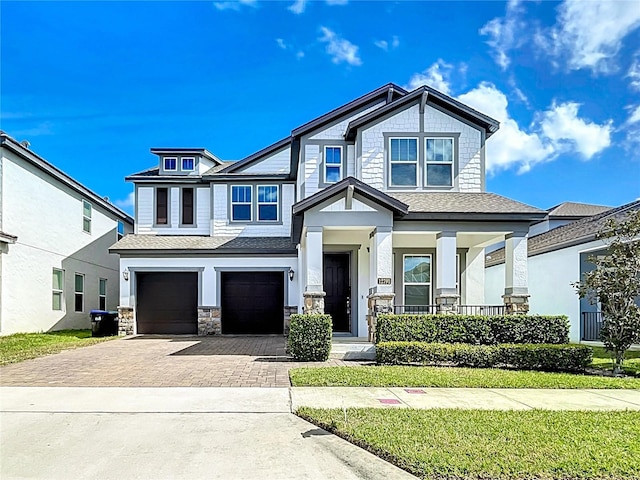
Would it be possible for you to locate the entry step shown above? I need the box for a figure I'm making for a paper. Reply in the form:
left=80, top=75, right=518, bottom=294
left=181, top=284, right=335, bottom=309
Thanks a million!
left=330, top=341, right=376, bottom=361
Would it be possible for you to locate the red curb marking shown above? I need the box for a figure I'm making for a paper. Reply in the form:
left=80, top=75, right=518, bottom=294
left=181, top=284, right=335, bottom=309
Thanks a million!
left=379, top=398, right=402, bottom=405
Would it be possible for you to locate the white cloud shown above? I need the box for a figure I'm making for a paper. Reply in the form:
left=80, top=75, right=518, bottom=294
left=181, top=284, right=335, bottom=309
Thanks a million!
left=479, top=0, right=525, bottom=70
left=374, top=40, right=388, bottom=51
left=391, top=36, right=399, bottom=49
left=115, top=192, right=135, bottom=211
left=288, top=0, right=306, bottom=14
left=296, top=50, right=305, bottom=60
left=276, top=38, right=287, bottom=50
left=405, top=59, right=453, bottom=95
left=538, top=0, right=640, bottom=73
left=458, top=83, right=612, bottom=173
left=627, top=54, right=640, bottom=91
left=213, top=0, right=256, bottom=11
left=627, top=105, right=640, bottom=125
left=318, top=27, right=362, bottom=66
left=539, top=102, right=613, bottom=159
left=623, top=105, right=640, bottom=153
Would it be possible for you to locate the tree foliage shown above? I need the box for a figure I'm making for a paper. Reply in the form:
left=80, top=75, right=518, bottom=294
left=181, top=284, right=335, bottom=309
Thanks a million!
left=575, top=208, right=640, bottom=374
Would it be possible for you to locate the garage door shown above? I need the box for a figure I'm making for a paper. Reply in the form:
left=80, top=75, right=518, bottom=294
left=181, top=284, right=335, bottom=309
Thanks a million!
left=136, top=272, right=198, bottom=334
left=221, top=272, right=284, bottom=334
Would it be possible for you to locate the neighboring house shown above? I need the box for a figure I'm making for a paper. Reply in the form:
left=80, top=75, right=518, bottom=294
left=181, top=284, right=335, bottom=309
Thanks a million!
left=485, top=200, right=640, bottom=343
left=111, top=83, right=546, bottom=338
left=0, top=132, right=134, bottom=335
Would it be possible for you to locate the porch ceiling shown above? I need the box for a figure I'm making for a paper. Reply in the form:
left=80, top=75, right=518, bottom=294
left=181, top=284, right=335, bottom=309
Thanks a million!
left=392, top=231, right=505, bottom=249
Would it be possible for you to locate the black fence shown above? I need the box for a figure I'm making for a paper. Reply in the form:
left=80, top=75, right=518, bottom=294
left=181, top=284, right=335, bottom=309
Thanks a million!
left=391, top=305, right=505, bottom=315
left=581, top=311, right=603, bottom=341
left=393, top=305, right=438, bottom=314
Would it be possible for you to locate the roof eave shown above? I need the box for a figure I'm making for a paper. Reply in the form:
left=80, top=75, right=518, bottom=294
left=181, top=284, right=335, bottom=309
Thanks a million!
left=401, top=212, right=548, bottom=222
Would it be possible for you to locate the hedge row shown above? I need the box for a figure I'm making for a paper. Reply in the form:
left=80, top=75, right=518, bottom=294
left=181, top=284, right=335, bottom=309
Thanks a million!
left=376, top=342, right=592, bottom=372
left=375, top=314, right=569, bottom=345
left=288, top=314, right=332, bottom=361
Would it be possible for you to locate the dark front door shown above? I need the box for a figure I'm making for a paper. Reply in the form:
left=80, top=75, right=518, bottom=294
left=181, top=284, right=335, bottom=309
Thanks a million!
left=323, top=253, right=350, bottom=333
left=221, top=271, right=284, bottom=334
left=136, top=272, right=198, bottom=334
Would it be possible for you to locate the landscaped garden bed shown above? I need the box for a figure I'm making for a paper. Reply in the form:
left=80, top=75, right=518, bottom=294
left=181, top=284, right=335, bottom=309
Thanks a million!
left=0, top=330, right=117, bottom=366
left=298, top=407, right=640, bottom=480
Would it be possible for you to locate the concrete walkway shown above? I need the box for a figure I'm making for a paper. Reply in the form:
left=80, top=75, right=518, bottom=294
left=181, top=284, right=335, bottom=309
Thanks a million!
left=291, top=386, right=640, bottom=411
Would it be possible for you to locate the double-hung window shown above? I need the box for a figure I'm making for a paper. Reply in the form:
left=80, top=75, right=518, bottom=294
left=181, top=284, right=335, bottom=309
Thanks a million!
left=425, top=138, right=454, bottom=186
left=231, top=186, right=252, bottom=222
left=82, top=200, right=92, bottom=233
left=390, top=138, right=418, bottom=186
left=182, top=188, right=194, bottom=225
left=99, top=278, right=107, bottom=310
left=74, top=273, right=84, bottom=312
left=403, top=255, right=431, bottom=306
left=181, top=157, right=195, bottom=171
left=164, top=157, right=177, bottom=171
left=52, top=269, right=64, bottom=311
left=324, top=146, right=342, bottom=184
left=156, top=188, right=169, bottom=225
left=258, top=185, right=278, bottom=221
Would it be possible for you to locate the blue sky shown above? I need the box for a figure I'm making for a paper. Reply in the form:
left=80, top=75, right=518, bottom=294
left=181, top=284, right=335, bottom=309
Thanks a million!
left=2, top=0, right=639, bottom=215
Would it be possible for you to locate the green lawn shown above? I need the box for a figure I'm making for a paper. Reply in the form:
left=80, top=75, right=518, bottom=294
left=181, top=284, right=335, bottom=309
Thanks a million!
left=290, top=365, right=640, bottom=388
left=298, top=408, right=640, bottom=480
left=590, top=346, right=640, bottom=376
left=0, top=330, right=117, bottom=366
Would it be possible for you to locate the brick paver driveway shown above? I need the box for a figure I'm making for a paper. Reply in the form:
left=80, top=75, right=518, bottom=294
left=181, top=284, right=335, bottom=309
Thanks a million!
left=0, top=336, right=355, bottom=387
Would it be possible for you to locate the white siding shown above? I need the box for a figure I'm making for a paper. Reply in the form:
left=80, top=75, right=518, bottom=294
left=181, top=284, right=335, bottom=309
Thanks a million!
left=308, top=101, right=385, bottom=140
left=1, top=149, right=131, bottom=334
left=135, top=185, right=210, bottom=235
left=240, top=147, right=291, bottom=174
left=346, top=145, right=356, bottom=177
left=212, top=183, right=294, bottom=237
left=303, top=145, right=321, bottom=198
left=319, top=197, right=376, bottom=212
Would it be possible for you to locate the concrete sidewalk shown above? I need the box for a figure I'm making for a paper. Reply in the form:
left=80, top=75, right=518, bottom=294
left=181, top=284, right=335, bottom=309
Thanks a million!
left=291, top=386, right=640, bottom=411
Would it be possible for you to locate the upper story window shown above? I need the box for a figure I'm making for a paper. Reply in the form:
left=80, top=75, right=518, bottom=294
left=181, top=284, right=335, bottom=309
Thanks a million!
left=182, top=157, right=195, bottom=171
left=82, top=200, right=92, bottom=233
left=117, top=221, right=125, bottom=239
left=182, top=188, right=194, bottom=225
left=425, top=138, right=454, bottom=187
left=156, top=188, right=169, bottom=225
left=258, top=186, right=278, bottom=221
left=231, top=185, right=252, bottom=222
left=164, top=157, right=177, bottom=171
left=390, top=138, right=418, bottom=186
left=324, top=146, right=342, bottom=184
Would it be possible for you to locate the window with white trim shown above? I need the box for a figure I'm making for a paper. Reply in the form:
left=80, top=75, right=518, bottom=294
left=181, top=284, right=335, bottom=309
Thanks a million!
left=82, top=200, right=92, bottom=233
left=257, top=185, right=278, bottom=221
left=231, top=185, right=252, bottom=222
left=52, top=269, right=64, bottom=311
left=181, top=157, right=195, bottom=171
left=99, top=278, right=107, bottom=310
left=324, top=146, right=342, bottom=184
left=74, top=273, right=84, bottom=313
left=164, top=157, right=177, bottom=171
left=425, top=138, right=454, bottom=186
left=390, top=138, right=418, bottom=186
left=403, top=255, right=431, bottom=305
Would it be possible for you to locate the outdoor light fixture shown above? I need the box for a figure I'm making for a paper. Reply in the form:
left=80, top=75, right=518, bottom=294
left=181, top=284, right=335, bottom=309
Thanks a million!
left=122, top=270, right=129, bottom=281
left=288, top=269, right=295, bottom=281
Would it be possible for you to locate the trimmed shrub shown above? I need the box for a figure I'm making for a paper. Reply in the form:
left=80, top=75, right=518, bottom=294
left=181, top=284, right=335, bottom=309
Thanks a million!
left=375, top=314, right=569, bottom=345
left=288, top=314, right=332, bottom=361
left=376, top=342, right=592, bottom=372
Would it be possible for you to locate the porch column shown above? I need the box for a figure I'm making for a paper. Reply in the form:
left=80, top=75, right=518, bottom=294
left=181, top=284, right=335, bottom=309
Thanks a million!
left=367, top=227, right=394, bottom=342
left=465, top=247, right=485, bottom=305
left=303, top=226, right=325, bottom=314
left=435, top=231, right=459, bottom=314
left=503, top=232, right=530, bottom=314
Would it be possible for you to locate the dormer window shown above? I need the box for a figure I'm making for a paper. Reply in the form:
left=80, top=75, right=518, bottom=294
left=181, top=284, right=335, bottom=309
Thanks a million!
left=164, top=157, right=177, bottom=171
left=182, top=157, right=195, bottom=171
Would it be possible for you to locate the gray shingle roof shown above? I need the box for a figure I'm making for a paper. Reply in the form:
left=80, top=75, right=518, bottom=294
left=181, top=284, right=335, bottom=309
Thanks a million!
left=110, top=235, right=297, bottom=254
left=486, top=200, right=640, bottom=267
left=388, top=192, right=545, bottom=215
left=204, top=161, right=237, bottom=175
left=547, top=201, right=612, bottom=218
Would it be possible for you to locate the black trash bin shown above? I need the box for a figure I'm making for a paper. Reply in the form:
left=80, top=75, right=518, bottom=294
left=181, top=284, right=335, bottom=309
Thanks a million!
left=90, top=310, right=119, bottom=337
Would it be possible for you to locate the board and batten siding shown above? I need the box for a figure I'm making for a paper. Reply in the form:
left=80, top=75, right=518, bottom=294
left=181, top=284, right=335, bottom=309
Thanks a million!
left=1, top=149, right=129, bottom=334
left=135, top=185, right=210, bottom=235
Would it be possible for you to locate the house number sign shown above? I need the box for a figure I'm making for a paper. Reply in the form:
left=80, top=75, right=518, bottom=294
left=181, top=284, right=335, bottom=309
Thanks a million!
left=377, top=277, right=392, bottom=285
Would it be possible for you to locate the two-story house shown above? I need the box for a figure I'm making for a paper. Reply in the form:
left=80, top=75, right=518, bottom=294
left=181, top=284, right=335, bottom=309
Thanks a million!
left=111, top=83, right=546, bottom=338
left=0, top=132, right=134, bottom=334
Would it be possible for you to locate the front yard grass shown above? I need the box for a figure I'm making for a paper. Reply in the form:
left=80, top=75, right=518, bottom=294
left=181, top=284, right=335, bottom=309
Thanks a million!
left=290, top=365, right=640, bottom=388
left=590, top=346, right=640, bottom=376
left=0, top=330, right=117, bottom=366
left=298, top=408, right=640, bottom=480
